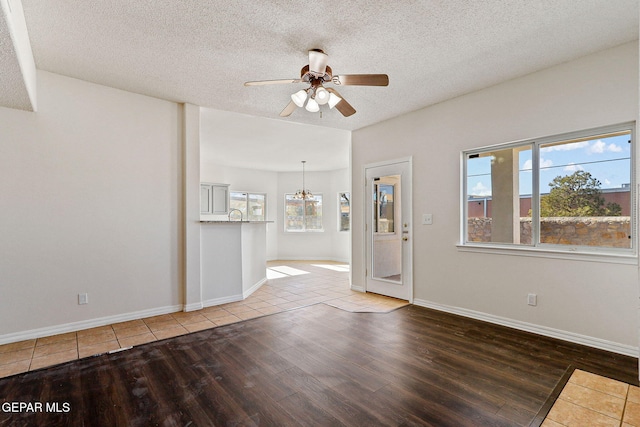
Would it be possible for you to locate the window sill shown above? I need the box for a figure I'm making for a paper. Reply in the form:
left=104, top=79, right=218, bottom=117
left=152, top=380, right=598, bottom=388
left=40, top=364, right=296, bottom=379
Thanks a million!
left=456, top=243, right=638, bottom=265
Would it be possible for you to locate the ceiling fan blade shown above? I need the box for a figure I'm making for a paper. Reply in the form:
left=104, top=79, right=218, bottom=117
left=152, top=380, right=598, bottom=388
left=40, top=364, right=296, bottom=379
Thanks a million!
left=308, top=49, right=328, bottom=75
left=244, top=79, right=302, bottom=86
left=326, top=88, right=356, bottom=117
left=333, top=74, right=389, bottom=86
left=279, top=100, right=297, bottom=117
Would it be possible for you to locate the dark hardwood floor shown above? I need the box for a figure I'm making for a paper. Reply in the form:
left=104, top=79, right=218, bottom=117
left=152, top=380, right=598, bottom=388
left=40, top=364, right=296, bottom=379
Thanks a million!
left=0, top=304, right=637, bottom=426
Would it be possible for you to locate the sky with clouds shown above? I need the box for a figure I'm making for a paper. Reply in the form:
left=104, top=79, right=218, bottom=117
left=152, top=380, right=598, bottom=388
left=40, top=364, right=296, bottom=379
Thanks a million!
left=467, top=133, right=631, bottom=197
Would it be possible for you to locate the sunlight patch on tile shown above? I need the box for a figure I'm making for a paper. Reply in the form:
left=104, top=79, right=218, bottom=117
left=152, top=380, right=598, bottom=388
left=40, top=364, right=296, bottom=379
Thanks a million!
left=266, top=269, right=288, bottom=279
left=267, top=266, right=310, bottom=276
left=312, top=264, right=350, bottom=272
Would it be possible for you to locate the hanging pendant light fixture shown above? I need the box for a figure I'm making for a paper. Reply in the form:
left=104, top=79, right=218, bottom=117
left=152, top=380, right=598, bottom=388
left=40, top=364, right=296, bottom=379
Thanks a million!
left=294, top=160, right=314, bottom=200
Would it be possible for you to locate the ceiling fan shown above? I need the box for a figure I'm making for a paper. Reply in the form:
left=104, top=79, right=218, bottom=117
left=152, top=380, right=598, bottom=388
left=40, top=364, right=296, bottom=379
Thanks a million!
left=244, top=49, right=389, bottom=118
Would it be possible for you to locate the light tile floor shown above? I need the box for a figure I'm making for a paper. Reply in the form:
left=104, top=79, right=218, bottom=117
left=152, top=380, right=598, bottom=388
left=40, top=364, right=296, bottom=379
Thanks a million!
left=543, top=369, right=640, bottom=427
left=0, top=261, right=408, bottom=379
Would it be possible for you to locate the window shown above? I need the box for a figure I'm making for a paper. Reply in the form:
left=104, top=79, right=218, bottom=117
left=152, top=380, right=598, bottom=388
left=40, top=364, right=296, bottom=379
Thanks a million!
left=463, top=123, right=634, bottom=254
left=230, top=191, right=266, bottom=221
left=285, top=194, right=323, bottom=232
left=339, top=192, right=350, bottom=232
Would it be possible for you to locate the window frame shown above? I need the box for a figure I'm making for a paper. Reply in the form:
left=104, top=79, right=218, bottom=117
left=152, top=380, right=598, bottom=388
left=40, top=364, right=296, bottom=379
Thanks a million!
left=460, top=122, right=636, bottom=263
left=284, top=193, right=324, bottom=233
left=229, top=191, right=267, bottom=221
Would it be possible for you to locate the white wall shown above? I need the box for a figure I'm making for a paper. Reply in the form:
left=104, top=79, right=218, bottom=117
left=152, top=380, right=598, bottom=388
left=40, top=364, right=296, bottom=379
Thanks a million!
left=0, top=70, right=182, bottom=338
left=352, top=42, right=640, bottom=353
left=277, top=168, right=350, bottom=262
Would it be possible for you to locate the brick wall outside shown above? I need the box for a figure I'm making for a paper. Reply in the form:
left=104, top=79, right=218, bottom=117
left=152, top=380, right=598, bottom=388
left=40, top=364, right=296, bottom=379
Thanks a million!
left=467, top=217, right=631, bottom=248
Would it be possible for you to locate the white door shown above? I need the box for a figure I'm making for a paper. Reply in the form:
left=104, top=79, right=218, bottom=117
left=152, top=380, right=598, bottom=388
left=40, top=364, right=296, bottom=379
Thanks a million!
left=364, top=158, right=412, bottom=301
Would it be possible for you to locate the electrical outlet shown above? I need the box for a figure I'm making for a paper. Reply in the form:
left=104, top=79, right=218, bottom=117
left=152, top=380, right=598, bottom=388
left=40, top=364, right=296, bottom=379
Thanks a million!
left=78, top=293, right=89, bottom=305
left=422, top=214, right=433, bottom=225
left=527, top=293, right=537, bottom=306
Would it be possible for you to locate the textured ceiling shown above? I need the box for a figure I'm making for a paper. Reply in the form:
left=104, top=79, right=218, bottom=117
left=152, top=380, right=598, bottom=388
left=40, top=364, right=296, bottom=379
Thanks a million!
left=3, top=1, right=638, bottom=172
left=0, top=0, right=35, bottom=111
left=0, top=10, right=28, bottom=110
left=17, top=0, right=639, bottom=133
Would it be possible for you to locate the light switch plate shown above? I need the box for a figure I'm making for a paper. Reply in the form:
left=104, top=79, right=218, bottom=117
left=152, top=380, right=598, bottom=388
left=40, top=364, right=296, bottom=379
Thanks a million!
left=422, top=214, right=433, bottom=225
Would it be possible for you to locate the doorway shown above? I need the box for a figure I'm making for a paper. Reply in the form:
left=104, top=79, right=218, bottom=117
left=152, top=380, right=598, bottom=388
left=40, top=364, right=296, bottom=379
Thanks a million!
left=364, top=158, right=412, bottom=301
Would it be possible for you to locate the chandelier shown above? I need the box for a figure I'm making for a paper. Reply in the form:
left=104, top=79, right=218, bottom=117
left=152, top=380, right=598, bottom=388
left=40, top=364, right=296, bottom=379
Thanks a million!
left=294, top=161, right=314, bottom=200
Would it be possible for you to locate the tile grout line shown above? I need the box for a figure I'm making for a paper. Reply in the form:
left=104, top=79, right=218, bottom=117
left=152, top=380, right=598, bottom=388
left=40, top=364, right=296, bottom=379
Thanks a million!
left=26, top=342, right=35, bottom=373
left=620, top=386, right=630, bottom=427
left=556, top=394, right=622, bottom=424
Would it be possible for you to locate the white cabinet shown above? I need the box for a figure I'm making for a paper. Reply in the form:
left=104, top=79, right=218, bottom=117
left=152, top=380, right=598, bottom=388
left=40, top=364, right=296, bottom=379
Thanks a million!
left=200, top=183, right=229, bottom=215
left=200, top=185, right=212, bottom=214
left=211, top=184, right=229, bottom=215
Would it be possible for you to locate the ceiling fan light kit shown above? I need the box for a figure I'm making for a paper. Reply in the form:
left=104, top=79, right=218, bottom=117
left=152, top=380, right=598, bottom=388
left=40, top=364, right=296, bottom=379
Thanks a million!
left=245, top=49, right=389, bottom=118
left=305, top=97, right=320, bottom=112
left=314, top=86, right=330, bottom=105
left=327, top=92, right=341, bottom=109
left=291, top=89, right=308, bottom=107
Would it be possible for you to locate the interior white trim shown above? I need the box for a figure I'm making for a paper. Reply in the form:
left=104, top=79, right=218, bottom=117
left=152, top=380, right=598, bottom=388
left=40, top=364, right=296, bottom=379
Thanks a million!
left=243, top=277, right=267, bottom=299
left=350, top=285, right=365, bottom=292
left=202, top=294, right=243, bottom=308
left=0, top=304, right=184, bottom=345
left=183, top=302, right=204, bottom=312
left=413, top=299, right=638, bottom=357
left=456, top=244, right=639, bottom=265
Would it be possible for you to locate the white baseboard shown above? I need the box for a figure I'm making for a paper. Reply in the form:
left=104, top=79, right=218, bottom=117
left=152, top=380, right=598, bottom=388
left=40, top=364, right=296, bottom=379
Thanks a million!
left=183, top=302, right=204, bottom=312
left=202, top=294, right=243, bottom=308
left=351, top=285, right=365, bottom=292
left=0, top=304, right=183, bottom=345
left=243, top=277, right=267, bottom=299
left=413, top=299, right=638, bottom=357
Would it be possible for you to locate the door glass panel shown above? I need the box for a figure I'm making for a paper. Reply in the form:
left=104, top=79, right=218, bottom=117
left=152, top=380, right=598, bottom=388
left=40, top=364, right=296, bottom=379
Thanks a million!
left=372, top=175, right=402, bottom=283
left=374, top=183, right=395, bottom=233
left=339, top=192, right=350, bottom=231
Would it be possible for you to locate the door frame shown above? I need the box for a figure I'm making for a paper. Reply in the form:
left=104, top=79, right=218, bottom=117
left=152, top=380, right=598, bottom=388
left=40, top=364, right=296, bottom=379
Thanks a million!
left=362, top=156, right=413, bottom=302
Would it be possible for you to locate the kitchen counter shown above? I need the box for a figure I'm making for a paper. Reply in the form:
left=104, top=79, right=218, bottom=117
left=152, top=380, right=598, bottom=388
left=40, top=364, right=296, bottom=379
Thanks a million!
left=199, top=221, right=269, bottom=307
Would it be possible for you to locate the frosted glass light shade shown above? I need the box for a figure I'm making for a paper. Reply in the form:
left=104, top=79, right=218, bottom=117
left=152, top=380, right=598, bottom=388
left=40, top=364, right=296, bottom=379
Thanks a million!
left=315, top=87, right=329, bottom=105
left=305, top=97, right=319, bottom=112
left=328, top=92, right=342, bottom=109
left=291, top=90, right=307, bottom=107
